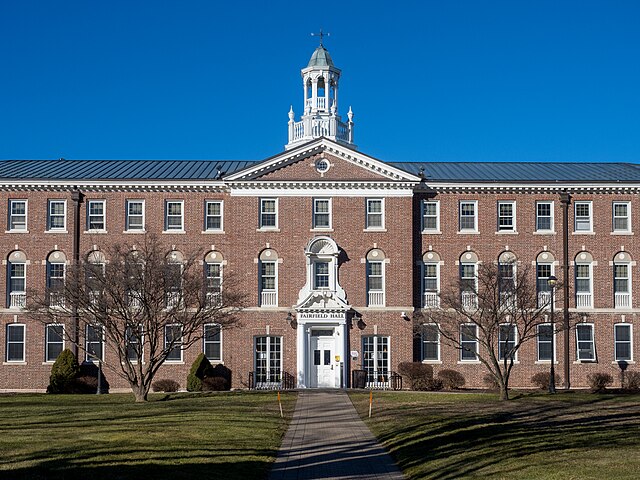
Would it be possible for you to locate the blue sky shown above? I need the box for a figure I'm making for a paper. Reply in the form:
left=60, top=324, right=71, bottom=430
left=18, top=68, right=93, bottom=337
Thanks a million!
left=1, top=1, right=639, bottom=163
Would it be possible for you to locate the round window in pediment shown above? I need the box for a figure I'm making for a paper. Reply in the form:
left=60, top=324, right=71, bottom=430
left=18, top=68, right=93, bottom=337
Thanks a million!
left=315, top=158, right=330, bottom=173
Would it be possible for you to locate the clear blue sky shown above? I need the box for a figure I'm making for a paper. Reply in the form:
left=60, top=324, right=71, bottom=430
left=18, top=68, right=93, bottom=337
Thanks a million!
left=1, top=1, right=639, bottom=163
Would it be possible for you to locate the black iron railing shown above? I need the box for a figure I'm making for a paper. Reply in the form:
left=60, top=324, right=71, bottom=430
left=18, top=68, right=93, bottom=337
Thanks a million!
left=248, top=371, right=295, bottom=390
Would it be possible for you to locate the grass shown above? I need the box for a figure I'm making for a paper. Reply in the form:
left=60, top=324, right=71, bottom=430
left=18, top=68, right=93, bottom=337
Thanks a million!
left=0, top=391, right=297, bottom=480
left=350, top=390, right=640, bottom=480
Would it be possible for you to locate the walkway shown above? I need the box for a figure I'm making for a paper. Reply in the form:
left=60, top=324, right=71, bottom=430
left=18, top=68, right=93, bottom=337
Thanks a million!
left=269, top=390, right=405, bottom=480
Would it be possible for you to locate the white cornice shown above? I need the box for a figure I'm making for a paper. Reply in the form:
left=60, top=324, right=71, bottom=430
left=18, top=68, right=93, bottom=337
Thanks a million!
left=0, top=180, right=226, bottom=193
left=426, top=182, right=640, bottom=194
left=229, top=181, right=416, bottom=197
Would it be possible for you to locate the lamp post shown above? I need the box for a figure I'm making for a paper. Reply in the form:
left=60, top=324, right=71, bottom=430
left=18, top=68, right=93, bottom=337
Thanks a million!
left=547, top=275, right=558, bottom=394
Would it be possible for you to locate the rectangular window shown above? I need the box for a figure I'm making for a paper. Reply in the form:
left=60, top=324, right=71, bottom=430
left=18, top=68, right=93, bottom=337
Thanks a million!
left=459, top=201, right=477, bottom=232
left=613, top=202, right=631, bottom=232
left=205, top=200, right=223, bottom=231
left=574, top=201, right=592, bottom=232
left=614, top=264, right=629, bottom=294
left=537, top=324, right=554, bottom=361
left=536, top=201, right=553, bottom=232
left=460, top=324, right=478, bottom=361
left=423, top=262, right=439, bottom=308
left=126, top=326, right=142, bottom=361
left=45, top=324, right=64, bottom=362
left=87, top=200, right=106, bottom=231
left=47, top=200, right=66, bottom=231
left=6, top=324, right=25, bottom=362
left=422, top=200, right=439, bottom=232
left=614, top=324, right=632, bottom=361
left=575, top=263, right=592, bottom=308
left=205, top=262, right=222, bottom=305
left=313, top=198, right=331, bottom=229
left=254, top=336, right=282, bottom=385
left=259, top=198, right=278, bottom=229
left=126, top=200, right=145, bottom=231
left=422, top=324, right=439, bottom=361
left=314, top=261, right=330, bottom=289
left=365, top=199, right=384, bottom=229
left=85, top=325, right=104, bottom=362
left=47, top=262, right=65, bottom=307
left=497, top=201, right=515, bottom=232
left=362, top=336, right=390, bottom=384
left=204, top=324, right=222, bottom=362
left=498, top=324, right=517, bottom=361
left=576, top=324, right=595, bottom=361
left=165, top=201, right=184, bottom=231
left=165, top=325, right=183, bottom=361
left=8, top=200, right=27, bottom=231
left=367, top=261, right=384, bottom=306
left=259, top=261, right=277, bottom=307
left=9, top=261, right=26, bottom=309
left=536, top=263, right=552, bottom=307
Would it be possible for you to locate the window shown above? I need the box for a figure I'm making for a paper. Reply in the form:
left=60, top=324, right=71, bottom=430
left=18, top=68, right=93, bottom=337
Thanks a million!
left=204, top=324, right=222, bottom=362
left=165, top=254, right=183, bottom=308
left=8, top=252, right=26, bottom=309
left=205, top=200, right=223, bottom=231
left=313, top=198, right=331, bottom=229
left=165, top=201, right=184, bottom=231
left=87, top=200, right=106, bottom=231
left=422, top=324, right=439, bottom=361
left=259, top=198, right=277, bottom=229
left=575, top=262, right=592, bottom=308
left=497, top=201, right=515, bottom=232
left=460, top=258, right=478, bottom=310
left=254, top=336, right=282, bottom=386
left=574, top=201, right=592, bottom=232
left=536, top=201, right=554, bottom=232
left=498, top=324, right=517, bottom=361
left=614, top=324, right=632, bottom=362
left=259, top=260, right=277, bottom=306
left=423, top=262, right=439, bottom=308
left=47, top=200, right=66, bottom=231
left=85, top=325, right=104, bottom=362
left=164, top=325, right=182, bottom=361
left=613, top=202, right=631, bottom=233
left=8, top=200, right=27, bottom=231
left=576, top=324, right=595, bottom=361
left=205, top=262, right=222, bottom=305
left=537, top=323, right=554, bottom=362
left=536, top=262, right=553, bottom=308
left=126, top=200, right=145, bottom=231
left=365, top=198, right=384, bottom=229
left=363, top=336, right=390, bottom=384
left=6, top=324, right=25, bottom=362
left=459, top=201, right=477, bottom=232
left=614, top=263, right=630, bottom=300
left=422, top=200, right=439, bottom=232
left=460, top=324, right=478, bottom=361
left=498, top=255, right=516, bottom=303
left=126, top=326, right=142, bottom=361
left=86, top=251, right=106, bottom=297
left=314, top=261, right=330, bottom=289
left=47, top=258, right=65, bottom=307
left=366, top=260, right=384, bottom=306
left=45, top=324, right=64, bottom=362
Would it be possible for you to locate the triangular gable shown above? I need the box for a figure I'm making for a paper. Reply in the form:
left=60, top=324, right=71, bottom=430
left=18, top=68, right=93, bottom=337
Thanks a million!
left=224, top=138, right=420, bottom=183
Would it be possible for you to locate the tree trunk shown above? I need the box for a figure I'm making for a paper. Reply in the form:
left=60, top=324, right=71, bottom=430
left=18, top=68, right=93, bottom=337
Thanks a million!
left=499, top=383, right=510, bottom=401
left=131, top=383, right=149, bottom=402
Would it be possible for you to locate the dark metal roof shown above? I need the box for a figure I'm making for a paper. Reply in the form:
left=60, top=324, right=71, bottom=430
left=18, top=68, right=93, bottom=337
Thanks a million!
left=0, top=160, right=255, bottom=181
left=391, top=162, right=640, bottom=183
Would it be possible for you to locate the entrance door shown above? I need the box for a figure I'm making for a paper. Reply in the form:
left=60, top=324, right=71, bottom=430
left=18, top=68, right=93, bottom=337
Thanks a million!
left=310, top=330, right=335, bottom=388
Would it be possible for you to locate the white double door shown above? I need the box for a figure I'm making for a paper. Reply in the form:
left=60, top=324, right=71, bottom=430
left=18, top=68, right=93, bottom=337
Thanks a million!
left=310, top=333, right=336, bottom=388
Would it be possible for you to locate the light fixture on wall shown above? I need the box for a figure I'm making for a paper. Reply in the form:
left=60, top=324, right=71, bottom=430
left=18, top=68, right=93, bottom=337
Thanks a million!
left=286, top=312, right=296, bottom=326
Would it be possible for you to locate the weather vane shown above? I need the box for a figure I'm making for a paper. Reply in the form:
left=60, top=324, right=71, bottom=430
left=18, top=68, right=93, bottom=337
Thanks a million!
left=311, top=29, right=330, bottom=47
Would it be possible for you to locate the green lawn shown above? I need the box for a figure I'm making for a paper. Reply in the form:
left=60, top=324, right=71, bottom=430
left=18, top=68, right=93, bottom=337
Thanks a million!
left=0, top=391, right=297, bottom=480
left=350, top=390, right=640, bottom=480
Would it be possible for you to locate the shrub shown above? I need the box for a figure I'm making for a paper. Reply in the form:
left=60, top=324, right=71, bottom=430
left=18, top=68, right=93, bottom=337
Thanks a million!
left=202, top=376, right=229, bottom=391
left=187, top=353, right=214, bottom=392
left=483, top=374, right=499, bottom=390
left=587, top=372, right=613, bottom=393
left=397, top=362, right=434, bottom=391
left=624, top=371, right=640, bottom=392
left=531, top=372, right=561, bottom=390
left=152, top=379, right=180, bottom=393
left=66, top=376, right=98, bottom=394
left=47, top=349, right=80, bottom=394
left=437, top=369, right=466, bottom=390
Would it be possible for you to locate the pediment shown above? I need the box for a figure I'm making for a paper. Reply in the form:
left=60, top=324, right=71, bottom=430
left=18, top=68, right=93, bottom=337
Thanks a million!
left=225, top=138, right=420, bottom=184
left=295, top=290, right=351, bottom=312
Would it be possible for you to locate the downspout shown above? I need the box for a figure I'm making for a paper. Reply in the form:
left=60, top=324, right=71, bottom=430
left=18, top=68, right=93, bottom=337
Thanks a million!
left=71, top=188, right=84, bottom=357
left=560, top=191, right=571, bottom=390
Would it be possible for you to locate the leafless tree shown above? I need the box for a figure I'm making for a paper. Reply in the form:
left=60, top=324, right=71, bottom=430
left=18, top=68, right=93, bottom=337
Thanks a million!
left=27, top=235, right=244, bottom=402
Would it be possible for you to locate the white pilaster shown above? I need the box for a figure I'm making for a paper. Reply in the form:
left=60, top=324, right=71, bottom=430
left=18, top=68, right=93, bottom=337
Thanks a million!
left=296, top=322, right=307, bottom=388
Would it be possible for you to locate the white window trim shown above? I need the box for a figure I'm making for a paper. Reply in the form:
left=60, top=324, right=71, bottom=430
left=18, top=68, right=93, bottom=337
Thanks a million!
left=259, top=260, right=278, bottom=307
left=422, top=200, right=440, bottom=233
left=575, top=323, right=596, bottom=362
left=164, top=324, right=183, bottom=362
left=498, top=323, right=518, bottom=362
left=203, top=323, right=223, bottom=363
left=573, top=201, right=593, bottom=234
left=47, top=200, right=67, bottom=232
left=613, top=261, right=632, bottom=309
left=204, top=200, right=224, bottom=232
left=422, top=261, right=440, bottom=307
left=258, top=198, right=279, bottom=230
left=45, top=323, right=65, bottom=363
left=535, top=200, right=555, bottom=233
left=86, top=199, right=107, bottom=233
left=164, top=200, right=185, bottom=232
left=459, top=200, right=478, bottom=233
left=459, top=323, right=479, bottom=362
left=8, top=199, right=28, bottom=232
left=365, top=198, right=385, bottom=230
left=85, top=324, right=105, bottom=362
left=496, top=200, right=516, bottom=233
left=312, top=198, right=332, bottom=230
left=535, top=322, right=557, bottom=363
left=6, top=323, right=26, bottom=363
left=125, top=326, right=144, bottom=363
left=125, top=199, right=145, bottom=232
left=575, top=262, right=593, bottom=309
left=612, top=201, right=632, bottom=233
left=614, top=323, right=633, bottom=362
left=366, top=260, right=385, bottom=307
left=421, top=323, right=440, bottom=362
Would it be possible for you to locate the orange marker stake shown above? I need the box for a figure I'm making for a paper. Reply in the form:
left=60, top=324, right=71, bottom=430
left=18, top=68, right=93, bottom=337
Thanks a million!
left=278, top=391, right=283, bottom=418
left=368, top=390, right=373, bottom=418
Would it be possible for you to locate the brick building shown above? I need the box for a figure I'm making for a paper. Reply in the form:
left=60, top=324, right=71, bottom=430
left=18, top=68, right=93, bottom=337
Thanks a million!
left=2, top=45, right=639, bottom=392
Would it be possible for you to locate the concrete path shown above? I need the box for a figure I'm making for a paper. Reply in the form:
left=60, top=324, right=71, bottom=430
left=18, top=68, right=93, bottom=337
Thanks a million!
left=269, top=390, right=405, bottom=480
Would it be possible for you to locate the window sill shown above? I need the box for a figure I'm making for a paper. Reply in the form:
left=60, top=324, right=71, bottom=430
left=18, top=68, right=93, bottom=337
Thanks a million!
left=363, top=228, right=387, bottom=232
left=201, top=230, right=225, bottom=234
left=572, top=232, right=595, bottom=235
left=122, top=230, right=146, bottom=234
left=45, top=230, right=68, bottom=234
left=3, top=361, right=26, bottom=365
left=84, top=230, right=108, bottom=234
left=162, top=230, right=186, bottom=234
left=534, top=361, right=559, bottom=365
left=573, top=360, right=597, bottom=364
left=612, top=360, right=635, bottom=364
left=422, top=230, right=442, bottom=235
left=42, top=361, right=55, bottom=365
left=422, top=360, right=442, bottom=364
left=495, top=231, right=518, bottom=235
left=259, top=305, right=279, bottom=309
left=457, top=360, right=481, bottom=364
left=611, top=231, right=634, bottom=235
left=457, top=231, right=479, bottom=235
left=257, top=228, right=280, bottom=232
left=4, top=230, right=29, bottom=234
left=533, top=231, right=556, bottom=235
left=164, top=361, right=185, bottom=365
left=311, top=228, right=334, bottom=232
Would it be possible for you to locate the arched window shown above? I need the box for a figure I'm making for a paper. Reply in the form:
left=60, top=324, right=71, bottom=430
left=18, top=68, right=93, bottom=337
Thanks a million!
left=422, top=251, right=441, bottom=308
left=86, top=251, right=106, bottom=299
left=459, top=251, right=478, bottom=310
left=205, top=251, right=223, bottom=306
left=165, top=250, right=184, bottom=308
left=366, top=249, right=386, bottom=307
left=498, top=251, right=517, bottom=306
left=259, top=249, right=278, bottom=307
left=7, top=250, right=27, bottom=309
left=536, top=251, right=556, bottom=308
left=47, top=251, right=67, bottom=307
left=575, top=251, right=594, bottom=309
left=613, top=251, right=632, bottom=309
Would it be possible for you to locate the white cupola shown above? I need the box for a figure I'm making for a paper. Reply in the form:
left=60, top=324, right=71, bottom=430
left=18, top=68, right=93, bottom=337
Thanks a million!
left=286, top=41, right=355, bottom=150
